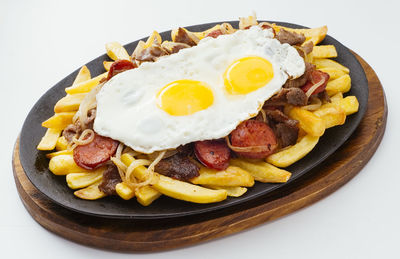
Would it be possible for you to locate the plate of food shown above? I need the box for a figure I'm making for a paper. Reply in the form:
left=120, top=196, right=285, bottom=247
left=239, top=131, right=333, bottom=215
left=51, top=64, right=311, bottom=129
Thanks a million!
left=19, top=15, right=368, bottom=219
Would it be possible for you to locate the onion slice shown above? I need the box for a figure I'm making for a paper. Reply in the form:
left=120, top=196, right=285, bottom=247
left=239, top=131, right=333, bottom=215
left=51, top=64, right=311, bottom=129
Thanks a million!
left=225, top=136, right=271, bottom=153
left=305, top=77, right=325, bottom=98
left=75, top=83, right=104, bottom=129
left=301, top=96, right=322, bottom=111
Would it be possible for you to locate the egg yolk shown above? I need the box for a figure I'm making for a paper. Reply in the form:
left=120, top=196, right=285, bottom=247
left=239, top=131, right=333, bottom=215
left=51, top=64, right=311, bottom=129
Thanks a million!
left=224, top=56, right=274, bottom=95
left=157, top=79, right=214, bottom=116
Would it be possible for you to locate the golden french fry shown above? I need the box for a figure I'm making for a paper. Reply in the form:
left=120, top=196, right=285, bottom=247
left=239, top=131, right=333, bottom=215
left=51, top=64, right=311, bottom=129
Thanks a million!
left=156, top=175, right=227, bottom=203
left=136, top=185, right=162, bottom=206
left=203, top=185, right=247, bottom=197
left=191, top=166, right=255, bottom=187
left=73, top=65, right=91, bottom=85
left=267, top=135, right=320, bottom=167
left=331, top=95, right=359, bottom=115
left=330, top=92, right=343, bottom=102
left=119, top=154, right=165, bottom=202
left=289, top=107, right=325, bottom=137
left=74, top=180, right=106, bottom=200
left=312, top=45, right=337, bottom=59
left=313, top=58, right=350, bottom=73
left=314, top=104, right=346, bottom=128
left=105, top=41, right=130, bottom=61
left=49, top=154, right=90, bottom=175
left=229, top=158, right=291, bottom=183
left=115, top=182, right=135, bottom=200
left=46, top=149, right=73, bottom=159
left=54, top=93, right=86, bottom=113
left=132, top=40, right=146, bottom=59
left=39, top=65, right=90, bottom=151
left=120, top=154, right=227, bottom=203
left=115, top=168, right=161, bottom=204
left=37, top=128, right=62, bottom=150
left=273, top=25, right=328, bottom=45
left=318, top=67, right=346, bottom=81
left=338, top=96, right=359, bottom=115
left=41, top=112, right=75, bottom=129
left=144, top=31, right=162, bottom=48
left=66, top=167, right=105, bottom=189
left=326, top=74, right=351, bottom=96
left=103, top=61, right=113, bottom=71
left=120, top=154, right=152, bottom=181
left=65, top=72, right=107, bottom=94
left=305, top=51, right=314, bottom=63
left=55, top=136, right=69, bottom=151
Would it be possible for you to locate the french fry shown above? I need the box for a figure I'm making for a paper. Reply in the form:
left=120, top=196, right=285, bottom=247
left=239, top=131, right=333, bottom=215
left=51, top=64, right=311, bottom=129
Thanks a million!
left=325, top=74, right=351, bottom=96
left=267, top=135, right=320, bottom=167
left=136, top=185, right=162, bottom=206
left=49, top=154, right=91, bottom=175
left=203, top=185, right=247, bottom=197
left=314, top=104, right=346, bottom=128
left=54, top=93, right=86, bottom=113
left=103, top=61, right=113, bottom=71
left=41, top=112, right=75, bottom=129
left=273, top=25, right=328, bottom=45
left=73, top=65, right=91, bottom=85
left=191, top=166, right=255, bottom=187
left=74, top=180, right=106, bottom=200
left=39, top=66, right=90, bottom=151
left=318, top=67, right=346, bottom=81
left=66, top=167, right=105, bottom=189
left=305, top=51, right=314, bottom=64
left=312, top=58, right=350, bottom=73
left=330, top=92, right=343, bottom=102
left=45, top=149, right=72, bottom=159
left=120, top=154, right=153, bottom=181
left=312, top=45, right=337, bottom=59
left=331, top=94, right=359, bottom=115
left=115, top=182, right=135, bottom=200
left=65, top=72, right=107, bottom=94
left=120, top=154, right=227, bottom=203
left=115, top=170, right=161, bottom=205
left=105, top=41, right=130, bottom=61
left=337, top=96, right=359, bottom=115
left=289, top=107, right=325, bottom=137
left=55, top=136, right=69, bottom=151
left=229, top=158, right=291, bottom=183
left=132, top=40, right=146, bottom=58
left=156, top=175, right=227, bottom=203
left=37, top=128, right=62, bottom=150
left=144, top=31, right=162, bottom=48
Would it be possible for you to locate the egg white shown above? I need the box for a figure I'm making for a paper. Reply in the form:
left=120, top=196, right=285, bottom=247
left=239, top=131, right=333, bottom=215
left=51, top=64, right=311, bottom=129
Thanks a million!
left=94, top=26, right=305, bottom=153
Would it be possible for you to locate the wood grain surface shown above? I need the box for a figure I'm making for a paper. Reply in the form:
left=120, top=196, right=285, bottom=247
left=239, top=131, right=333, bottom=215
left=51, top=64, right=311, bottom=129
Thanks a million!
left=12, top=53, right=387, bottom=252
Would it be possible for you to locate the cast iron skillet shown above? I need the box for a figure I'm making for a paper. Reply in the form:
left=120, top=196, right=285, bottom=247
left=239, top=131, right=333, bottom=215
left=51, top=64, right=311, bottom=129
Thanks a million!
left=19, top=21, right=368, bottom=219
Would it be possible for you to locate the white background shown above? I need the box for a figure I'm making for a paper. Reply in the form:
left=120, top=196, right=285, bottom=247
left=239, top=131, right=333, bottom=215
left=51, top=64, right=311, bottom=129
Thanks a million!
left=1, top=0, right=399, bottom=258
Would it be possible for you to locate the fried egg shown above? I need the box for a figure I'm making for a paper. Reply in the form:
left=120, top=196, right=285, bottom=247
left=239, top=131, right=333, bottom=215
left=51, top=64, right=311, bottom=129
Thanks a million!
left=94, top=26, right=305, bottom=153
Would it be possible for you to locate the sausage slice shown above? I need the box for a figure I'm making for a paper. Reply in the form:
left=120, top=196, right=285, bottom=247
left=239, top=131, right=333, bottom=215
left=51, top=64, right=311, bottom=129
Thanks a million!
left=73, top=133, right=118, bottom=170
left=194, top=140, right=231, bottom=170
left=230, top=120, right=278, bottom=159
left=301, top=70, right=330, bottom=95
left=107, top=60, right=137, bottom=80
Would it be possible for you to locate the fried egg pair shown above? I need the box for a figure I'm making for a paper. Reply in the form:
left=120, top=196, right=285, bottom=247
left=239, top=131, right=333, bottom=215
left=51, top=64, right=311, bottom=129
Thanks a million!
left=94, top=26, right=305, bottom=154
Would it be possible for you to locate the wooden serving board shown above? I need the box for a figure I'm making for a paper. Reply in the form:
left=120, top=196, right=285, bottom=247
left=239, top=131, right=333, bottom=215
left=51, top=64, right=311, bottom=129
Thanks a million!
left=12, top=53, right=387, bottom=252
